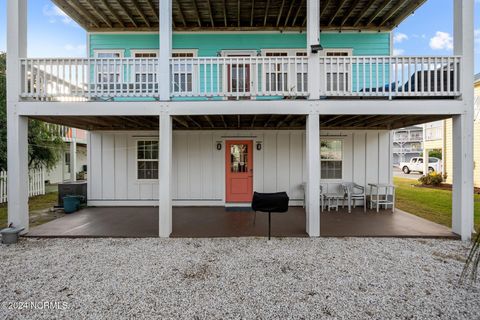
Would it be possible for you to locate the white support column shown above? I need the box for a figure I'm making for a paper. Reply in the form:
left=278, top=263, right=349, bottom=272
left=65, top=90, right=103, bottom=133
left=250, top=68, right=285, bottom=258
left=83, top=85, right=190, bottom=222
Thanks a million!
left=307, top=0, right=320, bottom=100
left=452, top=0, right=474, bottom=240
left=70, top=129, right=77, bottom=182
left=7, top=0, right=29, bottom=232
left=306, top=113, right=320, bottom=236
left=159, top=113, right=173, bottom=237
left=159, top=0, right=172, bottom=101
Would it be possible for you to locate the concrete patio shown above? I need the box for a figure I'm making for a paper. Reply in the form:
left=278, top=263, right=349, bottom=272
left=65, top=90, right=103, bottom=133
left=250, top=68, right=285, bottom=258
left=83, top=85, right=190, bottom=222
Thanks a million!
left=25, top=206, right=458, bottom=238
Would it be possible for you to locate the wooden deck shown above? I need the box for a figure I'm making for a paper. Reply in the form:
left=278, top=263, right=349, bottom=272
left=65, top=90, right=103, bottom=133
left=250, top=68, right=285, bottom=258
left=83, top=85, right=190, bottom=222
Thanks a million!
left=25, top=206, right=458, bottom=239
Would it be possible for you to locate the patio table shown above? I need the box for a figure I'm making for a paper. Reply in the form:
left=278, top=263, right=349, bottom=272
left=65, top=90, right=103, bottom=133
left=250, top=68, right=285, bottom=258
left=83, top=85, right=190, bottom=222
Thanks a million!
left=368, top=183, right=395, bottom=213
left=323, top=193, right=343, bottom=212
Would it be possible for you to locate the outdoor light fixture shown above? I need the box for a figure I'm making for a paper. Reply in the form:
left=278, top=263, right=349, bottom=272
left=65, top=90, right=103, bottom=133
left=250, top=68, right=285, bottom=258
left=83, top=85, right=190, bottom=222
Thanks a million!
left=311, top=44, right=323, bottom=53
left=256, top=142, right=262, bottom=151
left=216, top=142, right=222, bottom=151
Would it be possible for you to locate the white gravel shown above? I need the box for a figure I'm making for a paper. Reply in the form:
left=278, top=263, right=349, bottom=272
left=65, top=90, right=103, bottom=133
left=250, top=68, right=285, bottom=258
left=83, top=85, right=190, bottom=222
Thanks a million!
left=0, top=238, right=479, bottom=320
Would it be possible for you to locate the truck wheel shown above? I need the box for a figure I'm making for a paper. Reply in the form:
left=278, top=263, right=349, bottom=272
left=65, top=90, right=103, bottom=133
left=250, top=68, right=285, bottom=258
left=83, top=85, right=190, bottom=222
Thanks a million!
left=402, top=166, right=410, bottom=174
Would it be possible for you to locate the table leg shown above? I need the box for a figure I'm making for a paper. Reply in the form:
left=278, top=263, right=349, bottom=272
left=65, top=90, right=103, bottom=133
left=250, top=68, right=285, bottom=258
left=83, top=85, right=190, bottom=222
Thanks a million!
left=376, top=187, right=380, bottom=213
left=268, top=211, right=271, bottom=240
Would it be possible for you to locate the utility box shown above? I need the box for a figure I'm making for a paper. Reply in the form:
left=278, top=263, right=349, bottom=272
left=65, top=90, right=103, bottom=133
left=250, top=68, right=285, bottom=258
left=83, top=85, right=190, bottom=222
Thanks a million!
left=58, top=181, right=87, bottom=207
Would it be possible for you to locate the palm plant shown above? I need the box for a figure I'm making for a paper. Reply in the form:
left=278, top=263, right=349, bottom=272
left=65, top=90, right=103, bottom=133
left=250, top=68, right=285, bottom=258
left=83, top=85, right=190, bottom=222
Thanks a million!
left=460, top=232, right=480, bottom=284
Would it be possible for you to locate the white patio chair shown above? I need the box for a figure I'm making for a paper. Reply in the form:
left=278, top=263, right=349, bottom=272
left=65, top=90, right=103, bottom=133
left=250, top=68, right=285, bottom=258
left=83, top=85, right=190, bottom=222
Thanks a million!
left=302, top=183, right=325, bottom=211
left=342, top=183, right=366, bottom=213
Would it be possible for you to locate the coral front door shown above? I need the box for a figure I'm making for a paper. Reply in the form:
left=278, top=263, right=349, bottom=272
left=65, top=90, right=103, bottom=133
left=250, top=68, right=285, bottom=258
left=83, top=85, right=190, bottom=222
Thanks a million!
left=226, top=140, right=253, bottom=203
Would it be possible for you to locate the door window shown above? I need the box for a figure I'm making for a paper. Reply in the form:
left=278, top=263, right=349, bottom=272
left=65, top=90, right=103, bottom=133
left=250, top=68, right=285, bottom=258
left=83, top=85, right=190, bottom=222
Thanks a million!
left=230, top=144, right=249, bottom=173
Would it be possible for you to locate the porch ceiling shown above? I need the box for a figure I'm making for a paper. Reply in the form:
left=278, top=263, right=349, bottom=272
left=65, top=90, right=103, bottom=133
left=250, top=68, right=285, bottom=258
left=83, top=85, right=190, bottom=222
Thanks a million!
left=31, top=114, right=449, bottom=131
left=51, top=0, right=426, bottom=32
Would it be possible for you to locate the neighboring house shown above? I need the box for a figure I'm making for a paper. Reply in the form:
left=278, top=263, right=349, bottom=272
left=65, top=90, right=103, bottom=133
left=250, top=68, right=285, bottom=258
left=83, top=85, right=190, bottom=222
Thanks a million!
left=44, top=126, right=88, bottom=184
left=424, top=73, right=480, bottom=187
left=6, top=0, right=476, bottom=240
left=392, top=126, right=423, bottom=165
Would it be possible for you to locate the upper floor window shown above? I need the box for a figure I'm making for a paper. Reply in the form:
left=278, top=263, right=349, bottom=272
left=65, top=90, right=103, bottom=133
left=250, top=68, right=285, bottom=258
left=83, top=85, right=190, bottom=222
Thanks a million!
left=324, top=49, right=353, bottom=92
left=94, top=50, right=124, bottom=87
left=262, top=49, right=307, bottom=93
left=171, top=50, right=197, bottom=93
left=131, top=50, right=158, bottom=90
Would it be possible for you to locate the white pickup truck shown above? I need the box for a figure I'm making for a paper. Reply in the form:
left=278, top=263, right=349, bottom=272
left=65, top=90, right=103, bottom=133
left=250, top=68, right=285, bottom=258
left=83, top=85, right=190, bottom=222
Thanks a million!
left=399, top=157, right=442, bottom=174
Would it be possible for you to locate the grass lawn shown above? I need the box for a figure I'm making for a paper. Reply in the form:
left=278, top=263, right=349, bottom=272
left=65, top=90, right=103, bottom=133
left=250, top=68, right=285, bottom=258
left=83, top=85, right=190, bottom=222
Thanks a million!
left=0, top=192, right=59, bottom=229
left=394, top=177, right=480, bottom=232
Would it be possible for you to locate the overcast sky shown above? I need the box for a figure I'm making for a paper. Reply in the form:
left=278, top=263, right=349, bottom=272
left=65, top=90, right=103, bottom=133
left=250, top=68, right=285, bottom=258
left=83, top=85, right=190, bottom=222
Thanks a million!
left=0, top=0, right=479, bottom=72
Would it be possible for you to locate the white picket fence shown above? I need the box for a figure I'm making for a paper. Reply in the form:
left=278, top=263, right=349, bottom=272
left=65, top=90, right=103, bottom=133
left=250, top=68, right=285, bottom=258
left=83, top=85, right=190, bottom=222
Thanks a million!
left=0, top=168, right=46, bottom=203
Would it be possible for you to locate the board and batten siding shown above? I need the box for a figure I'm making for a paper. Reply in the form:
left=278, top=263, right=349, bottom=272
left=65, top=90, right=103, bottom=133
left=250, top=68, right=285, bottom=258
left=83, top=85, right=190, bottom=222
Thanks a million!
left=87, top=130, right=392, bottom=206
left=89, top=32, right=391, bottom=57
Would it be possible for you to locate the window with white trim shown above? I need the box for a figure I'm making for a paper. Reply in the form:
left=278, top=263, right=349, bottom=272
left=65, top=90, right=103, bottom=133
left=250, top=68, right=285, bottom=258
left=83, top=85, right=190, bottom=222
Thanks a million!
left=94, top=50, right=124, bottom=87
left=137, top=141, right=159, bottom=180
left=132, top=50, right=158, bottom=91
left=320, top=139, right=343, bottom=180
left=171, top=50, right=197, bottom=93
left=265, top=52, right=288, bottom=92
left=296, top=51, right=308, bottom=92
left=324, top=49, right=352, bottom=92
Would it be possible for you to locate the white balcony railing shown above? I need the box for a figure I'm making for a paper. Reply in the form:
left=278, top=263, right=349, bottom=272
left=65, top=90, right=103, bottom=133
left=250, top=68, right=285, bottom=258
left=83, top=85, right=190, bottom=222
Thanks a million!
left=19, top=55, right=462, bottom=101
left=319, top=56, right=462, bottom=97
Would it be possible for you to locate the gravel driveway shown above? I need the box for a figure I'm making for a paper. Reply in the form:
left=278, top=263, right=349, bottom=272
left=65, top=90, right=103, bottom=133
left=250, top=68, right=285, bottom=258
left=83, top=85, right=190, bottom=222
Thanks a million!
left=1, top=238, right=479, bottom=319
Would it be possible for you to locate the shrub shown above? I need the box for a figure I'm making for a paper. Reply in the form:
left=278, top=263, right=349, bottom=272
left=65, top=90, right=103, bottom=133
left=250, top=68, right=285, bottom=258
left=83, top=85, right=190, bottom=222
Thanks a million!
left=418, top=172, right=444, bottom=186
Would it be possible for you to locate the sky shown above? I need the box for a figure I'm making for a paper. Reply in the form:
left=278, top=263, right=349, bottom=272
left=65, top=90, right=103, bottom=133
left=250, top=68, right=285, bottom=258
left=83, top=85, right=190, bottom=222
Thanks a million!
left=0, top=0, right=479, bottom=72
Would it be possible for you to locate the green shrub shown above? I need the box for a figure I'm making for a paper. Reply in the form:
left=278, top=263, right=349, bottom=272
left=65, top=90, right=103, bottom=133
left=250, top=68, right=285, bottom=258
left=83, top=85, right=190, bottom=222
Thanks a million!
left=418, top=172, right=444, bottom=186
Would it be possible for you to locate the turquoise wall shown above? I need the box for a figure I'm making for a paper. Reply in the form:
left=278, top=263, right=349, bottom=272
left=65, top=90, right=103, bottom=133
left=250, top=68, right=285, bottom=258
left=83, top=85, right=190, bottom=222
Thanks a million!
left=89, top=32, right=391, bottom=57
left=89, top=32, right=391, bottom=98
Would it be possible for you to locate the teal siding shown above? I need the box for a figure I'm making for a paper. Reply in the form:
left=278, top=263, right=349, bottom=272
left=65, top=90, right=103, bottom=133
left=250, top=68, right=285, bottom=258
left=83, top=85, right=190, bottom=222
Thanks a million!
left=89, top=32, right=391, bottom=57
left=88, top=32, right=391, bottom=98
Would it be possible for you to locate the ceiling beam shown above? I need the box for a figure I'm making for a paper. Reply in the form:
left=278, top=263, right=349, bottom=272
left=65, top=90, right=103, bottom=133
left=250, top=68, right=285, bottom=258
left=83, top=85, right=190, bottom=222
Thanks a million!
left=251, top=115, right=257, bottom=128
left=84, top=0, right=113, bottom=28
left=327, top=0, right=349, bottom=26
left=365, top=0, right=393, bottom=26
left=186, top=116, right=201, bottom=128
left=173, top=116, right=189, bottom=128
left=238, top=0, right=241, bottom=27
left=276, top=115, right=294, bottom=128
left=328, top=115, right=361, bottom=127
left=98, top=0, right=125, bottom=27
left=130, top=0, right=152, bottom=27
left=116, top=0, right=139, bottom=27
left=52, top=0, right=91, bottom=29
left=321, top=115, right=344, bottom=126
left=264, top=0, right=271, bottom=26
left=283, top=0, right=297, bottom=28
left=387, top=0, right=427, bottom=29
left=291, top=0, right=304, bottom=27
left=276, top=0, right=286, bottom=27
left=220, top=115, right=227, bottom=128
left=204, top=115, right=215, bottom=128
left=237, top=115, right=241, bottom=128
left=378, top=1, right=404, bottom=27
left=65, top=0, right=101, bottom=28
left=352, top=0, right=377, bottom=27
left=206, top=0, right=215, bottom=27
left=250, top=0, right=255, bottom=27
left=340, top=1, right=361, bottom=27
left=145, top=0, right=159, bottom=21
left=223, top=0, right=228, bottom=26
left=174, top=0, right=187, bottom=27
left=264, top=115, right=275, bottom=127
left=320, top=0, right=331, bottom=17
left=192, top=0, right=203, bottom=27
